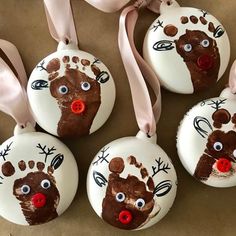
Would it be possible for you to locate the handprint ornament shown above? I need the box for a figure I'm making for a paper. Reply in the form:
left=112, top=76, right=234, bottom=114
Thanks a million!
left=27, top=0, right=115, bottom=138
left=143, top=0, right=230, bottom=94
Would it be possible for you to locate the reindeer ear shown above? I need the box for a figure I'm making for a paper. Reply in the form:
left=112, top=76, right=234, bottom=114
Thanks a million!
left=31, top=80, right=48, bottom=90
left=109, top=157, right=124, bottom=174
left=193, top=116, right=213, bottom=138
left=50, top=154, right=64, bottom=170
left=2, top=161, right=15, bottom=177
left=153, top=180, right=172, bottom=197
left=212, top=109, right=231, bottom=128
left=46, top=58, right=60, bottom=73
left=153, top=40, right=174, bottom=51
left=96, top=71, right=110, bottom=83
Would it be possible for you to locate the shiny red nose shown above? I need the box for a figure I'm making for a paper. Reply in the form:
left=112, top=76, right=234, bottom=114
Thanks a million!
left=119, top=210, right=133, bottom=224
left=197, top=54, right=214, bottom=70
left=31, top=193, right=46, bottom=208
left=71, top=100, right=86, bottom=114
left=216, top=158, right=232, bottom=173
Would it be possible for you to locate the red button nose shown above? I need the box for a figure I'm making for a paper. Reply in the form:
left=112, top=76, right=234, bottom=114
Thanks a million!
left=119, top=210, right=133, bottom=225
left=71, top=100, right=85, bottom=114
left=197, top=54, right=214, bottom=70
left=31, top=193, right=46, bottom=208
left=216, top=158, right=232, bottom=173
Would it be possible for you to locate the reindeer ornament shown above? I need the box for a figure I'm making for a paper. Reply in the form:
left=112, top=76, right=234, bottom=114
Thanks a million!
left=27, top=0, right=115, bottom=138
left=177, top=61, right=236, bottom=188
left=87, top=132, right=177, bottom=230
left=0, top=39, right=78, bottom=225
left=143, top=0, right=230, bottom=94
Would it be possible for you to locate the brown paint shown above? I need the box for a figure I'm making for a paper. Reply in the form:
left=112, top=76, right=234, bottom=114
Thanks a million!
left=102, top=157, right=157, bottom=230
left=81, top=59, right=90, bottom=66
left=109, top=158, right=124, bottom=174
left=36, top=162, right=45, bottom=171
left=13, top=171, right=59, bottom=225
left=164, top=24, right=178, bottom=37
left=18, top=160, right=26, bottom=171
left=128, top=156, right=142, bottom=168
left=47, top=166, right=54, bottom=175
left=175, top=30, right=220, bottom=92
left=2, top=161, right=15, bottom=177
left=208, top=22, right=215, bottom=33
left=46, top=58, right=60, bottom=73
left=190, top=15, right=198, bottom=24
left=181, top=16, right=188, bottom=24
left=28, top=161, right=35, bottom=169
left=212, top=109, right=231, bottom=128
left=231, top=113, right=236, bottom=126
left=47, top=56, right=102, bottom=138
left=200, top=16, right=207, bottom=25
left=141, top=168, right=148, bottom=179
left=72, top=56, right=79, bottom=63
left=194, top=127, right=236, bottom=181
left=48, top=72, right=59, bottom=81
left=147, top=177, right=155, bottom=192
left=62, top=56, right=70, bottom=63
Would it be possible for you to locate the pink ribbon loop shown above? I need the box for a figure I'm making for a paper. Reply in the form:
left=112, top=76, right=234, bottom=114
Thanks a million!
left=118, top=4, right=162, bottom=137
left=0, top=40, right=35, bottom=127
left=44, top=0, right=78, bottom=45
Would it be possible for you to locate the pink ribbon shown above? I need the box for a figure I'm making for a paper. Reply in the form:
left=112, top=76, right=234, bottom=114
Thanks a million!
left=229, top=60, right=236, bottom=94
left=44, top=0, right=78, bottom=45
left=0, top=40, right=35, bottom=128
left=118, top=1, right=168, bottom=136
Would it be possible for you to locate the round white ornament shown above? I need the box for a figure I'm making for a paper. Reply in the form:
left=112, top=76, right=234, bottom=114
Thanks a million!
left=177, top=88, right=236, bottom=187
left=87, top=131, right=177, bottom=230
left=143, top=1, right=230, bottom=94
left=27, top=43, right=115, bottom=138
left=0, top=125, right=79, bottom=225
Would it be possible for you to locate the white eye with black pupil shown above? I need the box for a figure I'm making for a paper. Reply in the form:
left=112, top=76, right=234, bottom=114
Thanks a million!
left=41, top=179, right=51, bottom=189
left=115, top=192, right=125, bottom=202
left=58, top=85, right=68, bottom=94
left=135, top=198, right=145, bottom=209
left=201, top=39, right=210, bottom=47
left=81, top=82, right=91, bottom=91
left=213, top=142, right=223, bottom=151
left=183, top=44, right=192, bottom=52
left=21, top=185, right=31, bottom=194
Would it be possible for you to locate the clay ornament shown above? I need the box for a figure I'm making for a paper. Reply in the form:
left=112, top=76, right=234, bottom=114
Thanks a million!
left=87, top=1, right=177, bottom=230
left=87, top=132, right=177, bottom=230
left=143, top=0, right=230, bottom=94
left=177, top=61, right=236, bottom=188
left=0, top=40, right=78, bottom=225
left=27, top=0, right=115, bottom=138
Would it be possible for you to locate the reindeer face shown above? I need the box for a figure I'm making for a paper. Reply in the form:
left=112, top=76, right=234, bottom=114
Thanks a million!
left=87, top=136, right=177, bottom=230
left=28, top=49, right=115, bottom=138
left=144, top=7, right=230, bottom=94
left=177, top=98, right=236, bottom=187
left=0, top=132, right=78, bottom=225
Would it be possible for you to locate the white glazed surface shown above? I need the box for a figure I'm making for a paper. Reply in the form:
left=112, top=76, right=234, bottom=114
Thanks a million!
left=87, top=132, right=177, bottom=230
left=0, top=131, right=78, bottom=225
left=177, top=97, right=236, bottom=187
left=143, top=6, right=230, bottom=94
left=27, top=47, right=116, bottom=137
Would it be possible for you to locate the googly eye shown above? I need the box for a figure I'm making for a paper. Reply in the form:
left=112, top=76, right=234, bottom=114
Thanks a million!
left=115, top=192, right=125, bottom=202
left=201, top=39, right=210, bottom=48
left=58, top=85, right=69, bottom=94
left=41, top=179, right=51, bottom=189
left=135, top=198, right=145, bottom=209
left=233, top=149, right=236, bottom=158
left=183, top=44, right=192, bottom=52
left=81, top=82, right=91, bottom=91
left=213, top=142, right=223, bottom=151
left=21, top=185, right=31, bottom=194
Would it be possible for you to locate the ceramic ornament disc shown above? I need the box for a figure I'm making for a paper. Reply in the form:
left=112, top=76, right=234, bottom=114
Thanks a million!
left=143, top=7, right=230, bottom=94
left=87, top=132, right=177, bottom=230
left=177, top=97, right=236, bottom=187
left=0, top=131, right=78, bottom=225
left=27, top=47, right=116, bottom=138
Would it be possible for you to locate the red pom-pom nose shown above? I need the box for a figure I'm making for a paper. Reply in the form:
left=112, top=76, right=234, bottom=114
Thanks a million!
left=71, top=100, right=85, bottom=114
left=197, top=54, right=214, bottom=70
left=32, top=193, right=46, bottom=208
left=216, top=158, right=232, bottom=173
left=119, top=210, right=133, bottom=224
